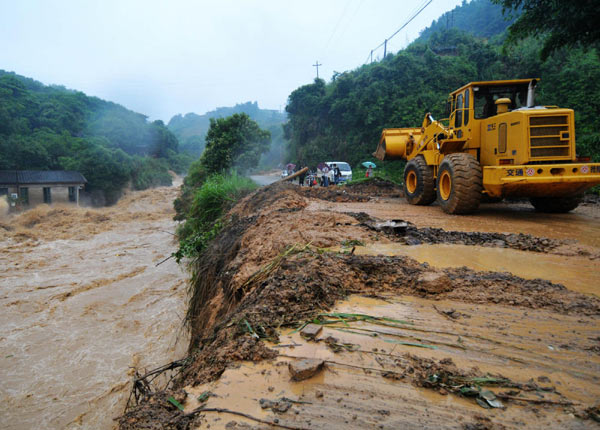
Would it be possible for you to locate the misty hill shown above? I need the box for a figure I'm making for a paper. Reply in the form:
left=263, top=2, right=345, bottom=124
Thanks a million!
left=0, top=70, right=193, bottom=204
left=168, top=102, right=287, bottom=167
left=284, top=0, right=600, bottom=167
left=416, top=0, right=512, bottom=43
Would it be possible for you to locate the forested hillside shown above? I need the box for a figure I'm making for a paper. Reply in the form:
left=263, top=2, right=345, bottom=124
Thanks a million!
left=168, top=102, right=287, bottom=169
left=284, top=0, right=600, bottom=168
left=417, top=0, right=511, bottom=42
left=0, top=71, right=193, bottom=204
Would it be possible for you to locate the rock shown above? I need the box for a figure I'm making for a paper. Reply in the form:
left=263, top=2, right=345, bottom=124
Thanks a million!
left=492, top=240, right=506, bottom=248
left=289, top=358, right=324, bottom=381
left=416, top=271, right=452, bottom=294
left=300, top=323, right=322, bottom=340
left=259, top=398, right=292, bottom=413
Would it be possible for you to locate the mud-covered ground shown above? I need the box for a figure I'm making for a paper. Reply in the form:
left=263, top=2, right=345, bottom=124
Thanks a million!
left=0, top=183, right=188, bottom=430
left=119, top=180, right=600, bottom=430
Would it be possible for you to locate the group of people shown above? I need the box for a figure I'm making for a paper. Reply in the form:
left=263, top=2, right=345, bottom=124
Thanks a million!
left=318, top=164, right=343, bottom=187
left=296, top=164, right=342, bottom=187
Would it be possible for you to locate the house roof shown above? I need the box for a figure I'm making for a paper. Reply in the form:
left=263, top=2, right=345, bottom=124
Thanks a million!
left=0, top=170, right=87, bottom=185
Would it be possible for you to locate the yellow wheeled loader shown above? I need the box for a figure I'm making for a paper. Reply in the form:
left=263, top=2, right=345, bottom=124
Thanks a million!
left=373, top=79, right=600, bottom=214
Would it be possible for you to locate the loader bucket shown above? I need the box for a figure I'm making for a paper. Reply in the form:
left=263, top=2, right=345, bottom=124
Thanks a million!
left=373, top=128, right=422, bottom=161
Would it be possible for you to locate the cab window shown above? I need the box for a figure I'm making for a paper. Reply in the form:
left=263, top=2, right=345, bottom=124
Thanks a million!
left=464, top=89, right=470, bottom=126
left=455, top=93, right=463, bottom=128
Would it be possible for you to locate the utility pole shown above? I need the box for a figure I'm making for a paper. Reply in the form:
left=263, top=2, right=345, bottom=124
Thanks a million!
left=313, top=61, right=322, bottom=79
left=370, top=50, right=373, bottom=63
left=383, top=39, right=387, bottom=58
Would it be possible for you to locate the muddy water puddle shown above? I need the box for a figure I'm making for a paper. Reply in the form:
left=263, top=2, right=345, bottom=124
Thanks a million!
left=307, top=199, right=600, bottom=248
left=0, top=185, right=187, bottom=430
left=183, top=295, right=599, bottom=429
left=353, top=243, right=600, bottom=296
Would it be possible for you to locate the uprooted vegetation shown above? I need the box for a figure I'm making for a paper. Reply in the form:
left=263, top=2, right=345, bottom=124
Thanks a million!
left=120, top=180, right=600, bottom=429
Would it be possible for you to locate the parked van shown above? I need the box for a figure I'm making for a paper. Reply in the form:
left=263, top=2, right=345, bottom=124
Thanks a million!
left=325, top=162, right=353, bottom=182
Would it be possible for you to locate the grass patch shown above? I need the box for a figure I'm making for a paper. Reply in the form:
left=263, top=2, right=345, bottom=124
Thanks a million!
left=174, top=172, right=257, bottom=262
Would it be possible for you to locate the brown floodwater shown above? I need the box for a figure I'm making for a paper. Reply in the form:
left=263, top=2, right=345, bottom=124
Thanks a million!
left=0, top=184, right=187, bottom=430
left=354, top=243, right=600, bottom=296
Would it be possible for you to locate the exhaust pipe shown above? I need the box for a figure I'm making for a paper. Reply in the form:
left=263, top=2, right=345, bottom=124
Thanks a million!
left=527, top=79, right=538, bottom=107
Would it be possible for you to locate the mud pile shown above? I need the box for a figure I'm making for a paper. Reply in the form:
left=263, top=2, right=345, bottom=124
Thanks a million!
left=343, top=177, right=404, bottom=197
left=120, top=181, right=600, bottom=430
left=351, top=212, right=564, bottom=253
left=296, top=177, right=403, bottom=203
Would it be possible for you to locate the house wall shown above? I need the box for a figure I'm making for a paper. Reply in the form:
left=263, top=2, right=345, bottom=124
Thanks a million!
left=26, top=185, right=73, bottom=205
left=0, top=185, right=17, bottom=195
left=0, top=184, right=82, bottom=208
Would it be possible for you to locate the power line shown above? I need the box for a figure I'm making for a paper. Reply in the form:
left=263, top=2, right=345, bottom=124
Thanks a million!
left=323, top=1, right=354, bottom=53
left=364, top=0, right=433, bottom=64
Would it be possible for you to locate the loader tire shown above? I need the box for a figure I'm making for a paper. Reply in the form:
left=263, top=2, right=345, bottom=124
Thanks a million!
left=529, top=195, right=582, bottom=213
left=436, top=153, right=482, bottom=214
left=403, top=155, right=436, bottom=205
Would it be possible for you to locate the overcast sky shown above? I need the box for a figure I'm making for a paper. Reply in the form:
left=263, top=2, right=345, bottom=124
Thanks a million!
left=0, top=0, right=463, bottom=122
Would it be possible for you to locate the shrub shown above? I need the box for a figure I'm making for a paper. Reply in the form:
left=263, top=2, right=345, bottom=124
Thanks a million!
left=174, top=172, right=257, bottom=262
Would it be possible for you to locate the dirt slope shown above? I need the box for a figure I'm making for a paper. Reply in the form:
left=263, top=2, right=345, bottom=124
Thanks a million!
left=118, top=181, right=600, bottom=430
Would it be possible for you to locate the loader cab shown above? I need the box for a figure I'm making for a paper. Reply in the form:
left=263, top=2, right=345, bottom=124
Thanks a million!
left=447, top=79, right=538, bottom=158
left=447, top=87, right=472, bottom=146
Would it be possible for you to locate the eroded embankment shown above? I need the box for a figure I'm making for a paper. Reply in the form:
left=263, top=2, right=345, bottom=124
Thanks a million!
left=119, top=181, right=600, bottom=430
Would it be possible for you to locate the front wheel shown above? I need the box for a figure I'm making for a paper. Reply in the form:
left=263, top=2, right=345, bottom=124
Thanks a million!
left=436, top=153, right=482, bottom=214
left=530, top=195, right=582, bottom=213
left=403, top=155, right=436, bottom=205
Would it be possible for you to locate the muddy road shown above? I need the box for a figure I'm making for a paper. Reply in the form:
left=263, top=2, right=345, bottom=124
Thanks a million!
left=0, top=184, right=188, bottom=429
left=120, top=180, right=599, bottom=430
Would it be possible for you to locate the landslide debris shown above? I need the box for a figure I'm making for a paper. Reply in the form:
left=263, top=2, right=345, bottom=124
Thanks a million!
left=350, top=211, right=564, bottom=253
left=120, top=180, right=600, bottom=430
left=295, top=177, right=404, bottom=202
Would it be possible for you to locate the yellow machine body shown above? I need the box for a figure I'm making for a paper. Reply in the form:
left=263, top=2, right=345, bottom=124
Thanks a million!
left=374, top=79, right=600, bottom=200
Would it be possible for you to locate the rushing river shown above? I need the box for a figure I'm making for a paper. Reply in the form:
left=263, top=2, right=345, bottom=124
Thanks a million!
left=0, top=184, right=188, bottom=429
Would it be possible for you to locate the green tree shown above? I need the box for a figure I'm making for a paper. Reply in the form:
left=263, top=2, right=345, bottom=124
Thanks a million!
left=174, top=113, right=270, bottom=221
left=493, top=0, right=600, bottom=59
left=59, top=141, right=132, bottom=205
left=148, top=120, right=179, bottom=159
left=200, top=113, right=270, bottom=174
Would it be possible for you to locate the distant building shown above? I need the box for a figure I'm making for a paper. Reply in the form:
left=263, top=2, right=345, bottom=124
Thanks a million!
left=0, top=170, right=87, bottom=209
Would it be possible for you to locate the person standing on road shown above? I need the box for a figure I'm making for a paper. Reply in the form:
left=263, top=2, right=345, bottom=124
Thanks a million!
left=322, top=165, right=329, bottom=187
left=333, top=164, right=341, bottom=184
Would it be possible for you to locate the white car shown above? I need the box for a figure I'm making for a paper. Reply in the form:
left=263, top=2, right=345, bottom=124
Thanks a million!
left=325, top=162, right=352, bottom=182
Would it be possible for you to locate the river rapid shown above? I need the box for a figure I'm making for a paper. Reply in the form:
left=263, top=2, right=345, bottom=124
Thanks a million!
left=0, top=184, right=188, bottom=429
